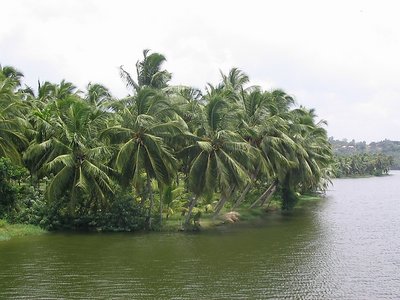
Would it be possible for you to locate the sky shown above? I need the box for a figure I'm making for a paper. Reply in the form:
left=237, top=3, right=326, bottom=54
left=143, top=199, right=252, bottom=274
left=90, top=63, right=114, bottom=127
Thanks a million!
left=1, top=0, right=399, bottom=142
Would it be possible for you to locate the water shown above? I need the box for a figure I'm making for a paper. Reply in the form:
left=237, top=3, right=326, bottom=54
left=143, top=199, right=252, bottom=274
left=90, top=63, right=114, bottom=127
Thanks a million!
left=1, top=172, right=400, bottom=299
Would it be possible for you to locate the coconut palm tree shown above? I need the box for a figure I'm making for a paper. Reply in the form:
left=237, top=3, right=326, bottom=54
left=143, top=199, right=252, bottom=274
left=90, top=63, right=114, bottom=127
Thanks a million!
left=181, top=95, right=253, bottom=226
left=279, top=107, right=333, bottom=210
left=220, top=67, right=250, bottom=95
left=23, top=80, right=84, bottom=179
left=229, top=87, right=296, bottom=209
left=0, top=67, right=29, bottom=163
left=165, top=85, right=204, bottom=134
left=85, top=82, right=112, bottom=110
left=101, top=87, right=188, bottom=228
left=120, top=49, right=172, bottom=93
left=0, top=65, right=24, bottom=88
left=24, top=96, right=115, bottom=211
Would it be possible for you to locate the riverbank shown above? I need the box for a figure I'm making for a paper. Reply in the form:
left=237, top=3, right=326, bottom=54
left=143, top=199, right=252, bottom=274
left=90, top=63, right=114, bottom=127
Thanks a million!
left=161, top=194, right=320, bottom=231
left=160, top=207, right=271, bottom=231
left=0, top=219, right=46, bottom=241
left=0, top=195, right=322, bottom=239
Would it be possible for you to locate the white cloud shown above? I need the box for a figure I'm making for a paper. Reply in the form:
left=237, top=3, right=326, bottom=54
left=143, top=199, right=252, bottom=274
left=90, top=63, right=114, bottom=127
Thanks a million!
left=1, top=0, right=400, bottom=142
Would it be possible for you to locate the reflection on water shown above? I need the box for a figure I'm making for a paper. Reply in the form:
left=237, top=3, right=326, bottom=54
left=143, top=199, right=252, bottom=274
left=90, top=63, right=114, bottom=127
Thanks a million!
left=1, top=172, right=400, bottom=299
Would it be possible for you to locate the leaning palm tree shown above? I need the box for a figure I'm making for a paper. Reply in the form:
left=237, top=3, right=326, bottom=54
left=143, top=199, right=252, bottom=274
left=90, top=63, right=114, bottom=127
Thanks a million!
left=181, top=95, right=253, bottom=227
left=279, top=107, right=333, bottom=210
left=219, top=85, right=295, bottom=209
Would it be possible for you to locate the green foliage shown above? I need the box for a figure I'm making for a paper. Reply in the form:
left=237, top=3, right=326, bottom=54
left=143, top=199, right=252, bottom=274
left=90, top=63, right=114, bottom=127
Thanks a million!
left=95, top=193, right=145, bottom=231
left=333, top=153, right=392, bottom=177
left=0, top=157, right=29, bottom=218
left=30, top=191, right=145, bottom=232
left=0, top=219, right=45, bottom=241
left=0, top=219, right=7, bottom=228
left=330, top=138, right=400, bottom=169
left=281, top=174, right=299, bottom=211
left=0, top=52, right=335, bottom=231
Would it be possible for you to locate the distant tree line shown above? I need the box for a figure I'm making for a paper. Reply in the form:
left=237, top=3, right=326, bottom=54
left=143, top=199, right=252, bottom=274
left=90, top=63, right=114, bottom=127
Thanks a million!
left=333, top=153, right=392, bottom=177
left=330, top=138, right=400, bottom=169
left=0, top=50, right=333, bottom=231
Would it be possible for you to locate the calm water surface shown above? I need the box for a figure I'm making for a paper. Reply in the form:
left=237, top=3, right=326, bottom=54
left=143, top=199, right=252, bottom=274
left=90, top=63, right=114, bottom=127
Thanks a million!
left=1, top=172, right=400, bottom=299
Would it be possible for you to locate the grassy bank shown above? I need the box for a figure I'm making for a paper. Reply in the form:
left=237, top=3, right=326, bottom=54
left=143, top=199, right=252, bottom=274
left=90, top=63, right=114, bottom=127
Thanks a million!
left=0, top=194, right=323, bottom=238
left=188, top=194, right=321, bottom=231
left=161, top=197, right=290, bottom=231
left=160, top=208, right=272, bottom=232
left=0, top=220, right=46, bottom=241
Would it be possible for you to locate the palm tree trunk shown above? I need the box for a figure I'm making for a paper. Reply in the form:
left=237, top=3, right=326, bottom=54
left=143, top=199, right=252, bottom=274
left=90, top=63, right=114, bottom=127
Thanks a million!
left=159, top=189, right=163, bottom=226
left=146, top=174, right=154, bottom=229
left=184, top=195, right=198, bottom=228
left=259, top=184, right=277, bottom=207
left=213, top=186, right=235, bottom=217
left=140, top=185, right=148, bottom=208
left=232, top=166, right=260, bottom=209
left=232, top=182, right=252, bottom=209
left=249, top=182, right=277, bottom=209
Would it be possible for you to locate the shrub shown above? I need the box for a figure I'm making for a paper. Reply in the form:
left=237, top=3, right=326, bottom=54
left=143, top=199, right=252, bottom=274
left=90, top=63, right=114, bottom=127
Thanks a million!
left=0, top=158, right=29, bottom=218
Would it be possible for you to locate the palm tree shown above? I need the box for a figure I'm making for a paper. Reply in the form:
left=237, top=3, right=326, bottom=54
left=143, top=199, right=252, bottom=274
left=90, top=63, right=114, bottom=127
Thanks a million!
left=165, top=85, right=204, bottom=133
left=279, top=108, right=333, bottom=210
left=120, top=49, right=172, bottom=93
left=181, top=95, right=253, bottom=226
left=220, top=67, right=249, bottom=95
left=0, top=66, right=29, bottom=163
left=101, top=87, right=186, bottom=228
left=0, top=110, right=28, bottom=163
left=232, top=87, right=296, bottom=209
left=23, top=80, right=84, bottom=178
left=24, top=96, right=115, bottom=211
left=0, top=65, right=24, bottom=88
left=85, top=82, right=112, bottom=109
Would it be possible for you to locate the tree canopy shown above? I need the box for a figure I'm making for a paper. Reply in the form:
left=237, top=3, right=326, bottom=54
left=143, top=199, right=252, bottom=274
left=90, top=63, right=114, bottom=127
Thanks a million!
left=0, top=51, right=335, bottom=231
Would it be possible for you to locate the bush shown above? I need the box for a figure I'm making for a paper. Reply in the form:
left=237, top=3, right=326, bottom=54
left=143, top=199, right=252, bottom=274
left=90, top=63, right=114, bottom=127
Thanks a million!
left=34, top=191, right=146, bottom=232
left=0, top=158, right=147, bottom=232
left=0, top=158, right=29, bottom=218
left=95, top=193, right=146, bottom=231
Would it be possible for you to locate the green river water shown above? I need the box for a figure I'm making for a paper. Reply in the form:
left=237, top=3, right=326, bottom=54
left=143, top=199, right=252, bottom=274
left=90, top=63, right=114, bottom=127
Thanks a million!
left=1, top=171, right=400, bottom=299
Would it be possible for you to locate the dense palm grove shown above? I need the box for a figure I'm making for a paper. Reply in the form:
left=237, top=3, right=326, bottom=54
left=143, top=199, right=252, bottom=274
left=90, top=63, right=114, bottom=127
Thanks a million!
left=333, top=153, right=392, bottom=177
left=0, top=50, right=334, bottom=231
left=331, top=138, right=400, bottom=169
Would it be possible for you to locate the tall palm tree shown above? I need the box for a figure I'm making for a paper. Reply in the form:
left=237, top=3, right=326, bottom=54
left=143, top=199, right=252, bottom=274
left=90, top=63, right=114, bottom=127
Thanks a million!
left=0, top=65, right=24, bottom=88
left=23, top=80, right=83, bottom=177
left=24, top=96, right=114, bottom=211
left=0, top=67, right=29, bottom=163
left=85, top=82, right=112, bottom=110
left=220, top=67, right=249, bottom=95
left=101, top=87, right=186, bottom=228
left=181, top=95, right=253, bottom=226
left=279, top=108, right=333, bottom=210
left=120, top=49, right=172, bottom=93
left=165, top=85, right=204, bottom=134
left=230, top=87, right=296, bottom=208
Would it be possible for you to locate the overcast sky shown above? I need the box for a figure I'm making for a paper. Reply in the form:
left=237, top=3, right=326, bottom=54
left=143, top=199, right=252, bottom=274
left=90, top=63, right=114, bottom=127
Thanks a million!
left=1, top=0, right=399, bottom=142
